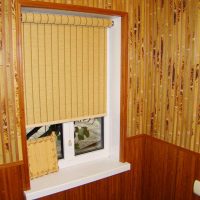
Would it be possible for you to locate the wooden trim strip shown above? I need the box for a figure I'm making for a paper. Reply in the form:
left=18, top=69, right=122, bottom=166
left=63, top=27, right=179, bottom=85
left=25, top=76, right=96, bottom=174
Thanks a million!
left=120, top=13, right=128, bottom=162
left=15, top=1, right=30, bottom=190
left=19, top=0, right=127, bottom=16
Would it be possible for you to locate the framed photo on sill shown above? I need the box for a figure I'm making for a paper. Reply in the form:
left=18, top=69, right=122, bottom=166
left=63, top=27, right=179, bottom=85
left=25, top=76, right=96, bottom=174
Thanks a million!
left=74, top=117, right=104, bottom=156
left=26, top=123, right=64, bottom=159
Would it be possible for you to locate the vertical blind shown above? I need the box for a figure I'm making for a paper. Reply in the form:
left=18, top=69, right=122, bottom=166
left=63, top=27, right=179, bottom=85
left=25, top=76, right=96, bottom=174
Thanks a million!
left=21, top=13, right=112, bottom=127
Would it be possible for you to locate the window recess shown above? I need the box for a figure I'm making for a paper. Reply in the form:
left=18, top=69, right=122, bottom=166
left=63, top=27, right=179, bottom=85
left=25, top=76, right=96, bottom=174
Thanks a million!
left=19, top=6, right=130, bottom=198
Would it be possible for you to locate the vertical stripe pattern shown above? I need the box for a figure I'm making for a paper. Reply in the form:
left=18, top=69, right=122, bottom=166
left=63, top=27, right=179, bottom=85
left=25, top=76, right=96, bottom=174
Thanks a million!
left=21, top=13, right=110, bottom=127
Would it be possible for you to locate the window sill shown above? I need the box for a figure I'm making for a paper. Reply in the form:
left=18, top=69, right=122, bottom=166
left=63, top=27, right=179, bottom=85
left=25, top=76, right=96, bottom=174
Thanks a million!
left=24, top=158, right=131, bottom=200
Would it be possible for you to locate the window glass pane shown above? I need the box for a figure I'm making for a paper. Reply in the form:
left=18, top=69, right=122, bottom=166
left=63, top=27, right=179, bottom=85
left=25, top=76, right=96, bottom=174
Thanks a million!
left=74, top=117, right=104, bottom=155
left=26, top=124, right=64, bottom=159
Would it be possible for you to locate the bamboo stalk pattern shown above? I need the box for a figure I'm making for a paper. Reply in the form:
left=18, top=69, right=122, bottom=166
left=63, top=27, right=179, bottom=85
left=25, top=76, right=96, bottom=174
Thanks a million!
left=0, top=0, right=23, bottom=164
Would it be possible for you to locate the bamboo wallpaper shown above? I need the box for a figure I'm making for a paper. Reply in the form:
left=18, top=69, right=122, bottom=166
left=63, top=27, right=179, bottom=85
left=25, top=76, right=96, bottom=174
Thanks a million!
left=0, top=0, right=23, bottom=164
left=144, top=0, right=200, bottom=152
left=0, top=0, right=200, bottom=165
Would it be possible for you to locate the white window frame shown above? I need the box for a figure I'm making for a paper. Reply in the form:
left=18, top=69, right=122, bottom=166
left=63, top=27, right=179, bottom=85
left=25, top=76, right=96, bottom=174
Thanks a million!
left=58, top=17, right=122, bottom=168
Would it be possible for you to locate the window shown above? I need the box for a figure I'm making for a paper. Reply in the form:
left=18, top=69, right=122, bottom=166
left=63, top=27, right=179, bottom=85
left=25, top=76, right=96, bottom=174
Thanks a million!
left=20, top=4, right=130, bottom=199
left=21, top=7, right=122, bottom=170
left=74, top=117, right=104, bottom=156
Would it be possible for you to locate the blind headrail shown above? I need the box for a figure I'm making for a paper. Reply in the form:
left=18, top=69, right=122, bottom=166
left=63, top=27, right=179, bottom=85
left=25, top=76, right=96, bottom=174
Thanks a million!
left=21, top=13, right=113, bottom=28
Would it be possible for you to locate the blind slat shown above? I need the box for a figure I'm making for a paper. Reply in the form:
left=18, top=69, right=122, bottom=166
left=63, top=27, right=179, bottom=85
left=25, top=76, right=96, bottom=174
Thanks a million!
left=52, top=24, right=60, bottom=120
left=104, top=29, right=107, bottom=112
left=45, top=24, right=54, bottom=121
left=77, top=26, right=83, bottom=116
left=23, top=23, right=34, bottom=124
left=31, top=23, right=41, bottom=124
left=38, top=24, right=47, bottom=123
left=94, top=27, right=99, bottom=114
left=71, top=26, right=78, bottom=118
left=99, top=27, right=105, bottom=114
left=58, top=25, right=66, bottom=119
left=82, top=27, right=89, bottom=116
left=64, top=25, right=72, bottom=118
left=88, top=27, right=94, bottom=116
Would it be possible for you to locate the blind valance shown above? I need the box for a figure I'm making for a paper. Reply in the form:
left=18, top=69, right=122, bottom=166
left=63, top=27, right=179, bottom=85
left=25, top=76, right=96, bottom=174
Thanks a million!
left=22, top=12, right=108, bottom=127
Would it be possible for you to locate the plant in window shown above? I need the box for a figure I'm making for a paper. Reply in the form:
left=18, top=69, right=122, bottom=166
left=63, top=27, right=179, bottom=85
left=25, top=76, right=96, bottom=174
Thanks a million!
left=74, top=118, right=104, bottom=155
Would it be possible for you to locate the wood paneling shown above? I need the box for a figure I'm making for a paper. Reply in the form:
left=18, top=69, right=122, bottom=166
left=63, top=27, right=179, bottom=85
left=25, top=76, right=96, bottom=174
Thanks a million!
left=0, top=165, right=24, bottom=200
left=123, top=136, right=145, bottom=200
left=143, top=136, right=178, bottom=200
left=175, top=150, right=196, bottom=200
left=143, top=135, right=200, bottom=200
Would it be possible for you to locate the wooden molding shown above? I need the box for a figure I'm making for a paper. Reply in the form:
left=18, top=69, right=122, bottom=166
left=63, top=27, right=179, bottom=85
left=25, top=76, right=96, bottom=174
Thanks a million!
left=15, top=0, right=30, bottom=190
left=120, top=12, right=128, bottom=162
left=19, top=0, right=127, bottom=16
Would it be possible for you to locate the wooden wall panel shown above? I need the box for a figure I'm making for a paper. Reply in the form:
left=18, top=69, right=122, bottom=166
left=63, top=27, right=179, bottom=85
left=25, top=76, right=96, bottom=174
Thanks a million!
left=174, top=150, right=196, bottom=200
left=0, top=165, right=24, bottom=200
left=194, top=158, right=200, bottom=200
left=123, top=136, right=145, bottom=200
left=143, top=137, right=178, bottom=200
left=143, top=135, right=200, bottom=200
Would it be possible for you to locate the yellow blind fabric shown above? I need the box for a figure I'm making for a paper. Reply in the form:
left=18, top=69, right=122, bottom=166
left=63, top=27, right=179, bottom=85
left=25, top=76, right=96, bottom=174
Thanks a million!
left=22, top=13, right=110, bottom=127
